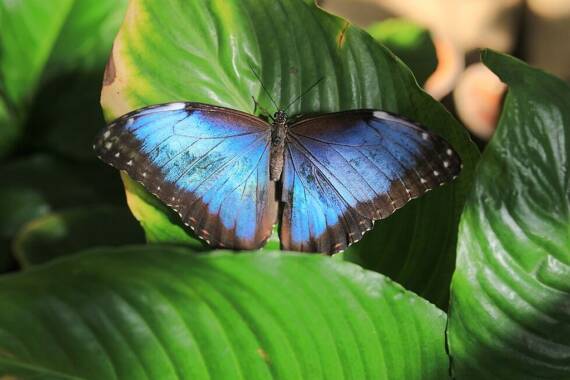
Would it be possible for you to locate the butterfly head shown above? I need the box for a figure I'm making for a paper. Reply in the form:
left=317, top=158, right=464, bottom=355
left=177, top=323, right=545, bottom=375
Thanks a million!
left=273, top=110, right=288, bottom=124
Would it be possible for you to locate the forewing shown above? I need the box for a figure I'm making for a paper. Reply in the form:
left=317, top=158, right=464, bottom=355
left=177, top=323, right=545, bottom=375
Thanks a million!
left=94, top=102, right=276, bottom=250
left=280, top=110, right=462, bottom=253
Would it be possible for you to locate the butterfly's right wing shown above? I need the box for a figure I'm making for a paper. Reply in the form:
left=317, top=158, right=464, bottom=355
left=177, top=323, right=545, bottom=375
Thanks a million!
left=280, top=110, right=461, bottom=254
left=94, top=102, right=277, bottom=250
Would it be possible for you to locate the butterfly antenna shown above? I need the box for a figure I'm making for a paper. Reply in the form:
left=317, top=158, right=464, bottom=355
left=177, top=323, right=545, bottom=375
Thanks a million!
left=284, top=77, right=324, bottom=111
left=249, top=63, right=279, bottom=111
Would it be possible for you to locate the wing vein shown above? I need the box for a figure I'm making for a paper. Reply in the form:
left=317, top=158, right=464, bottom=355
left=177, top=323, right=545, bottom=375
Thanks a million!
left=371, top=121, right=447, bottom=187
left=179, top=134, right=268, bottom=196
left=285, top=145, right=349, bottom=249
left=363, top=120, right=414, bottom=198
left=221, top=142, right=271, bottom=232
left=288, top=135, right=369, bottom=219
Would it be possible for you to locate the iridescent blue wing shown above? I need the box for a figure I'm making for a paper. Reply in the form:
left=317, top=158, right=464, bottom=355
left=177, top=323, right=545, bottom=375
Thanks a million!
left=94, top=102, right=277, bottom=250
left=280, top=110, right=462, bottom=253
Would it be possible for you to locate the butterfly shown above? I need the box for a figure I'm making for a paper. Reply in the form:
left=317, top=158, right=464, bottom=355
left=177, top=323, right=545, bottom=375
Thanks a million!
left=94, top=94, right=461, bottom=254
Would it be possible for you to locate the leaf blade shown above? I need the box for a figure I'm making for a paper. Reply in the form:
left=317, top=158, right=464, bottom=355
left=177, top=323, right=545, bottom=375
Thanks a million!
left=448, top=50, right=570, bottom=379
left=0, top=246, right=449, bottom=379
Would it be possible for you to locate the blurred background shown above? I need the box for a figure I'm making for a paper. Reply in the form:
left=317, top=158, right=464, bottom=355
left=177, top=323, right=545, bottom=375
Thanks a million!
left=321, top=0, right=570, bottom=142
left=1, top=0, right=569, bottom=273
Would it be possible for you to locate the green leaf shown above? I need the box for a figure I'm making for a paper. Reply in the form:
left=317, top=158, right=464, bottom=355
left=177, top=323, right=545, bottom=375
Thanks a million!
left=448, top=50, right=570, bottom=379
left=0, top=0, right=72, bottom=156
left=44, top=0, right=129, bottom=77
left=29, top=0, right=129, bottom=162
left=102, top=0, right=479, bottom=306
left=0, top=0, right=127, bottom=159
left=0, top=246, right=449, bottom=380
left=0, top=0, right=69, bottom=105
left=367, top=19, right=437, bottom=85
left=13, top=205, right=145, bottom=268
left=0, top=155, right=126, bottom=270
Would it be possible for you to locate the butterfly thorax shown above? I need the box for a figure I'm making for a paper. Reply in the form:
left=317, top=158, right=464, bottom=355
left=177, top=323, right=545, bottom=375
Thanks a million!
left=269, top=110, right=288, bottom=181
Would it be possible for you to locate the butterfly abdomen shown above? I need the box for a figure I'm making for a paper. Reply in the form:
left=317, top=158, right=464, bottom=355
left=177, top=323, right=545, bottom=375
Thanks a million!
left=269, top=116, right=288, bottom=181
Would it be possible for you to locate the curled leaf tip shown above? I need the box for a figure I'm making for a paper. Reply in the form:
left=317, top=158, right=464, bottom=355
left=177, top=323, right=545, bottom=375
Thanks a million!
left=103, top=51, right=117, bottom=86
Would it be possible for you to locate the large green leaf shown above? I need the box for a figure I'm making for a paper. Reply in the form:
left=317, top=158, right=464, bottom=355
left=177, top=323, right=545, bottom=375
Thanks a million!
left=13, top=205, right=145, bottom=268
left=101, top=0, right=478, bottom=306
left=0, top=246, right=449, bottom=379
left=0, top=0, right=127, bottom=159
left=448, top=50, right=570, bottom=379
left=367, top=19, right=437, bottom=86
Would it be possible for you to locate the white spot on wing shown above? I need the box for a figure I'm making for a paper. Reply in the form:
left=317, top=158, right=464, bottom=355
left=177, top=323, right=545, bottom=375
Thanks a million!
left=127, top=160, right=133, bottom=166
left=421, top=132, right=429, bottom=140
left=104, top=142, right=112, bottom=150
left=114, top=152, right=120, bottom=158
left=137, top=102, right=186, bottom=116
left=103, top=130, right=111, bottom=139
left=162, top=102, right=186, bottom=110
left=420, top=178, right=427, bottom=184
left=446, top=148, right=453, bottom=156
left=373, top=111, right=389, bottom=119
left=372, top=111, right=405, bottom=125
left=433, top=170, right=440, bottom=176
left=125, top=118, right=134, bottom=128
left=443, top=161, right=450, bottom=168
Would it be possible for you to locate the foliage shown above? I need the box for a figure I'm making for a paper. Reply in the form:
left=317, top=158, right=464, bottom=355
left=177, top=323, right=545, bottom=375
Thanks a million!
left=0, top=0, right=127, bottom=160
left=0, top=247, right=448, bottom=379
left=0, top=1, right=567, bottom=379
left=448, top=49, right=570, bottom=379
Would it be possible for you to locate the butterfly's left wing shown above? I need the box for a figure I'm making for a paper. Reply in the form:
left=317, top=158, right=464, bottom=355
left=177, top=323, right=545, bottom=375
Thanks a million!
left=94, top=102, right=277, bottom=250
left=280, top=110, right=461, bottom=254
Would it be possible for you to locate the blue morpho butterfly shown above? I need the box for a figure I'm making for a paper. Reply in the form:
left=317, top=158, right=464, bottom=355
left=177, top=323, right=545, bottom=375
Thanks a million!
left=94, top=73, right=461, bottom=254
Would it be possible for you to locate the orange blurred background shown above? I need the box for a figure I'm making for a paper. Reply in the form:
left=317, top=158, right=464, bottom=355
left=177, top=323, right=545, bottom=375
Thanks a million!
left=319, top=0, right=570, bottom=142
